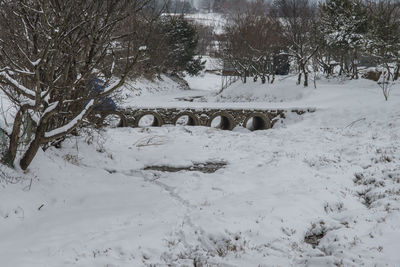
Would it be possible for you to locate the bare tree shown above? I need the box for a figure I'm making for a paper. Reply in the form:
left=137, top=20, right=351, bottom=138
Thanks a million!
left=274, top=0, right=318, bottom=87
left=218, top=1, right=286, bottom=85
left=363, top=0, right=400, bottom=100
left=0, top=0, right=154, bottom=169
left=194, top=23, right=215, bottom=56
left=114, top=0, right=169, bottom=78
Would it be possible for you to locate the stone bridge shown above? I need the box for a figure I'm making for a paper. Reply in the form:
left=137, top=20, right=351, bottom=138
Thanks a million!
left=106, top=107, right=315, bottom=131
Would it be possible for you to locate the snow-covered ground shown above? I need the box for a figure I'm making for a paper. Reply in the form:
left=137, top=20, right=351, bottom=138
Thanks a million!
left=1, top=74, right=400, bottom=266
left=184, top=13, right=227, bottom=34
left=163, top=12, right=226, bottom=34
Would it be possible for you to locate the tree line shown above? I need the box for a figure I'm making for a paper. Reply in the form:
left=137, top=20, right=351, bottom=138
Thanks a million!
left=217, top=0, right=400, bottom=90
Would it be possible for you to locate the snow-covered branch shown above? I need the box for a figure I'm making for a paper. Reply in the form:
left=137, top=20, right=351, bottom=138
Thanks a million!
left=0, top=71, right=35, bottom=99
left=44, top=99, right=94, bottom=140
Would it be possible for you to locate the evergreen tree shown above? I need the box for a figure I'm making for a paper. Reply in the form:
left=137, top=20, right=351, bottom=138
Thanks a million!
left=365, top=0, right=400, bottom=80
left=162, top=16, right=205, bottom=75
left=319, top=0, right=368, bottom=78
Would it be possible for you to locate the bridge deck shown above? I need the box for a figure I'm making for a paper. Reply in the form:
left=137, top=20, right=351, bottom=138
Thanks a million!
left=127, top=102, right=316, bottom=111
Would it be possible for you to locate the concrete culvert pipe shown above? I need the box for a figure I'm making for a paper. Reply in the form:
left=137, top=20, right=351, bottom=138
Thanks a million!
left=208, top=112, right=235, bottom=130
left=244, top=113, right=271, bottom=131
left=136, top=112, right=163, bottom=127
left=173, top=112, right=199, bottom=126
left=101, top=110, right=127, bottom=127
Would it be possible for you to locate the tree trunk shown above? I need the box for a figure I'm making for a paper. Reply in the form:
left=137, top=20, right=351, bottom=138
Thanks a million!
left=19, top=123, right=46, bottom=170
left=2, top=109, right=24, bottom=167
left=19, top=136, right=42, bottom=170
left=304, top=71, right=308, bottom=87
left=394, top=64, right=400, bottom=81
left=297, top=72, right=302, bottom=85
left=345, top=62, right=350, bottom=74
left=243, top=69, right=248, bottom=83
left=314, top=73, right=317, bottom=89
left=301, top=63, right=308, bottom=87
left=339, top=55, right=344, bottom=76
left=355, top=65, right=358, bottom=79
left=352, top=58, right=359, bottom=79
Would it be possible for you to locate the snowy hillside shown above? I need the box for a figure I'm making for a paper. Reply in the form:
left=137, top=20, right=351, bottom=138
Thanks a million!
left=184, top=13, right=227, bottom=34
left=1, top=75, right=400, bottom=266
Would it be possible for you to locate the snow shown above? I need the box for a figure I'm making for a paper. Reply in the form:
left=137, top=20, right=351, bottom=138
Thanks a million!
left=1, top=72, right=400, bottom=266
left=119, top=74, right=190, bottom=108
left=184, top=13, right=227, bottom=34
left=214, top=76, right=314, bottom=103
left=31, top=59, right=41, bottom=66
left=42, top=101, right=59, bottom=115
left=185, top=72, right=222, bottom=93
left=201, top=56, right=222, bottom=72
left=167, top=12, right=227, bottom=35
